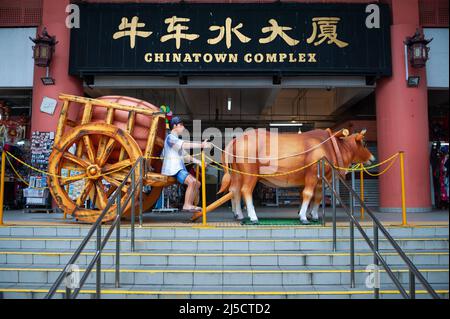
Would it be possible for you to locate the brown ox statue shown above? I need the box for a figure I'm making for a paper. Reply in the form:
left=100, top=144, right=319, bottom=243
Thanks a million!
left=217, top=128, right=375, bottom=224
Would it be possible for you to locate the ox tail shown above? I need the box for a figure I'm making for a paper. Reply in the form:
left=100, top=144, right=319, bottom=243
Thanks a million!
left=217, top=138, right=234, bottom=194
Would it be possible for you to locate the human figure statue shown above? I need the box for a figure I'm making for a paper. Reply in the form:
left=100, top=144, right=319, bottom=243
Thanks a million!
left=161, top=116, right=212, bottom=213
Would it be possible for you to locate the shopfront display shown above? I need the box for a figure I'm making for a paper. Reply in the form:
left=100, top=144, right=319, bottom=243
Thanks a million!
left=0, top=0, right=447, bottom=217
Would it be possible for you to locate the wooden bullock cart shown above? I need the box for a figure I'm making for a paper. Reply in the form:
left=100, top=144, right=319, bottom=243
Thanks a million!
left=47, top=94, right=176, bottom=223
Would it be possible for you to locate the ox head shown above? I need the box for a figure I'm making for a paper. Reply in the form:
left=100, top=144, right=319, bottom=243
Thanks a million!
left=343, top=129, right=376, bottom=165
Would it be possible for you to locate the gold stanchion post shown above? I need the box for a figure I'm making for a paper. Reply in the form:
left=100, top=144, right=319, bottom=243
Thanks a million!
left=201, top=151, right=207, bottom=226
left=399, top=151, right=407, bottom=226
left=0, top=149, right=6, bottom=225
left=194, top=165, right=200, bottom=206
left=360, top=166, right=365, bottom=220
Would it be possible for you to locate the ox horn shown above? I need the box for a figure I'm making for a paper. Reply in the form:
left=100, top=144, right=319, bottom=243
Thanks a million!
left=360, top=128, right=367, bottom=135
left=335, top=128, right=349, bottom=138
left=355, top=133, right=364, bottom=142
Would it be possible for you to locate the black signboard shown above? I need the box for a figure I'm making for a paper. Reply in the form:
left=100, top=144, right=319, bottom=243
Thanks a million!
left=69, top=3, right=392, bottom=77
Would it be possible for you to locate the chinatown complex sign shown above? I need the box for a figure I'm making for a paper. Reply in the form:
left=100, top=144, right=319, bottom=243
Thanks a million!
left=69, top=3, right=392, bottom=77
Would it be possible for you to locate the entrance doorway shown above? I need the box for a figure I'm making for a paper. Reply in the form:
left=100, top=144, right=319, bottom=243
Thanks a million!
left=84, top=76, right=376, bottom=211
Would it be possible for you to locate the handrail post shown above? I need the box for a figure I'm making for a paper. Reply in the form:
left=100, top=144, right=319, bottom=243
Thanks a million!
left=373, top=224, right=380, bottom=299
left=65, top=286, right=71, bottom=299
left=0, top=148, right=6, bottom=226
left=399, top=151, right=407, bottom=226
left=350, top=170, right=355, bottom=288
left=360, top=166, right=365, bottom=220
left=321, top=160, right=326, bottom=226
left=316, top=161, right=320, bottom=222
left=65, top=266, right=71, bottom=299
left=139, top=158, right=144, bottom=227
left=96, top=223, right=101, bottom=299
left=331, top=165, right=337, bottom=252
left=115, top=195, right=121, bottom=288
left=131, top=168, right=136, bottom=252
left=201, top=150, right=207, bottom=226
left=409, top=270, right=416, bottom=299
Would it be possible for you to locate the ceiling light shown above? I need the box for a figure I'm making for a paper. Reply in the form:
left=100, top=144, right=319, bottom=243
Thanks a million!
left=269, top=123, right=303, bottom=127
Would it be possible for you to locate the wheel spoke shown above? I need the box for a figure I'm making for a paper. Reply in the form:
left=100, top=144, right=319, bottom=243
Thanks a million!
left=96, top=136, right=107, bottom=163
left=102, top=159, right=132, bottom=175
left=75, top=140, right=83, bottom=158
left=83, top=135, right=96, bottom=163
left=76, top=180, right=94, bottom=206
left=106, top=185, right=117, bottom=197
left=108, top=172, right=131, bottom=184
left=60, top=174, right=87, bottom=186
left=95, top=181, right=108, bottom=210
left=90, top=188, right=97, bottom=210
left=103, top=175, right=129, bottom=193
left=97, top=138, right=116, bottom=166
left=63, top=153, right=89, bottom=168
left=118, top=148, right=126, bottom=161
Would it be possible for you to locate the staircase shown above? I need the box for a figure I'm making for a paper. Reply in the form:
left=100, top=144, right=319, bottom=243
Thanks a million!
left=0, top=224, right=448, bottom=299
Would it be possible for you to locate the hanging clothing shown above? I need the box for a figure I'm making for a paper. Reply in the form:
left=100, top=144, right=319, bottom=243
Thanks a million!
left=439, top=155, right=449, bottom=204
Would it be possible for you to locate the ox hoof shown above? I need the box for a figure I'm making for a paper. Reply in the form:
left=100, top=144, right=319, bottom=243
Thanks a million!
left=300, top=219, right=310, bottom=225
left=250, top=219, right=259, bottom=225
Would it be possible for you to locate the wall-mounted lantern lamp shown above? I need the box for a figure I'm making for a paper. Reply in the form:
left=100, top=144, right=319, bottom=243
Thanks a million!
left=404, top=29, right=433, bottom=69
left=30, top=27, right=58, bottom=85
left=403, top=29, right=433, bottom=88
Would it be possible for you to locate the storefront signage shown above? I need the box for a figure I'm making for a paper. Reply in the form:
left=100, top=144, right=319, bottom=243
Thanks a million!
left=69, top=3, right=391, bottom=76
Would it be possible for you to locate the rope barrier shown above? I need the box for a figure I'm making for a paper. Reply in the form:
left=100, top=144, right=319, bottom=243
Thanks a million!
left=210, top=131, right=342, bottom=161
left=204, top=152, right=400, bottom=177
left=330, top=152, right=400, bottom=172
left=5, top=151, right=133, bottom=182
left=362, top=155, right=399, bottom=177
left=4, top=153, right=48, bottom=190
left=144, top=152, right=202, bottom=160
left=205, top=154, right=320, bottom=177
left=3, top=147, right=400, bottom=190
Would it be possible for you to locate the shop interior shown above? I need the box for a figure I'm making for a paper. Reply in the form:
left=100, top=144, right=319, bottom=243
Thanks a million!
left=0, top=89, right=32, bottom=210
left=83, top=83, right=378, bottom=211
left=429, top=89, right=449, bottom=209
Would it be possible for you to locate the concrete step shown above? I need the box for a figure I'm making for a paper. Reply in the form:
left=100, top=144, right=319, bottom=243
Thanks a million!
left=0, top=264, right=447, bottom=288
left=0, top=225, right=448, bottom=239
left=0, top=282, right=448, bottom=299
left=0, top=249, right=448, bottom=267
left=0, top=236, right=447, bottom=251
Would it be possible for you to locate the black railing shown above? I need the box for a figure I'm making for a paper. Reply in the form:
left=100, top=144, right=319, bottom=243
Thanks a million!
left=318, top=157, right=440, bottom=299
left=45, top=157, right=145, bottom=299
left=44, top=154, right=440, bottom=299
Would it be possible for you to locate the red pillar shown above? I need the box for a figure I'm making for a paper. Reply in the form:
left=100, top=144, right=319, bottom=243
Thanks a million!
left=375, top=0, right=431, bottom=212
left=31, top=0, right=83, bottom=133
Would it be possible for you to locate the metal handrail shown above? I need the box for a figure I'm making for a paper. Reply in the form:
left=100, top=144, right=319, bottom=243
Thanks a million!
left=319, top=157, right=440, bottom=299
left=45, top=157, right=145, bottom=299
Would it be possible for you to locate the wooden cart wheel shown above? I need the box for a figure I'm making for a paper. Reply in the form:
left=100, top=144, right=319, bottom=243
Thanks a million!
left=142, top=187, right=164, bottom=212
left=48, top=123, right=142, bottom=223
